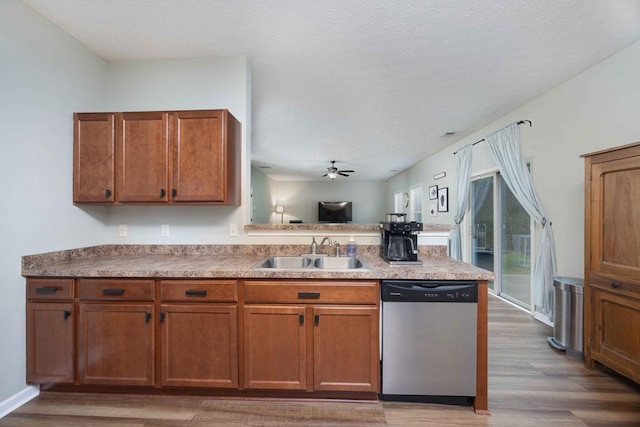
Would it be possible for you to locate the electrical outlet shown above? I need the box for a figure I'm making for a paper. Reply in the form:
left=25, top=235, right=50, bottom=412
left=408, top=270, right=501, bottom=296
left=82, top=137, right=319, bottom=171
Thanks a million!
left=118, top=224, right=128, bottom=237
left=161, top=224, right=170, bottom=237
left=229, top=223, right=238, bottom=236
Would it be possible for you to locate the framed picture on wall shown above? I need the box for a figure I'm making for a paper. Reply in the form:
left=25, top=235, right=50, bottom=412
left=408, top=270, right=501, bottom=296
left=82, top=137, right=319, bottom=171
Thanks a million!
left=437, top=187, right=449, bottom=212
left=428, top=185, right=438, bottom=200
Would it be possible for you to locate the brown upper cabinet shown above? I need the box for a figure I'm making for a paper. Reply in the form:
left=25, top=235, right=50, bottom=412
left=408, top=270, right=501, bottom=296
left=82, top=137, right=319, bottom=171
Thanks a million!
left=73, top=109, right=241, bottom=205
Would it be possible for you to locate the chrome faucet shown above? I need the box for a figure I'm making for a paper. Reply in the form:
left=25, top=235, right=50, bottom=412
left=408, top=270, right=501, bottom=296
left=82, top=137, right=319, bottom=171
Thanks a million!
left=335, top=242, right=341, bottom=257
left=310, top=237, right=318, bottom=254
left=319, top=236, right=333, bottom=247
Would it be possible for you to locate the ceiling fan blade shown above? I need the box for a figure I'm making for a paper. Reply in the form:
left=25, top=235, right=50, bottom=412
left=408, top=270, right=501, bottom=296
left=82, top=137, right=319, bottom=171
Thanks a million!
left=338, top=172, right=350, bottom=177
left=322, top=173, right=328, bottom=177
left=339, top=170, right=355, bottom=173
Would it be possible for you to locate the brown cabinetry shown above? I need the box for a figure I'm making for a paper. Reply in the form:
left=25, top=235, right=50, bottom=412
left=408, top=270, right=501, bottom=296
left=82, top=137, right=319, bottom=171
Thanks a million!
left=73, top=113, right=116, bottom=203
left=77, top=279, right=155, bottom=386
left=73, top=109, right=241, bottom=205
left=159, top=280, right=239, bottom=388
left=26, top=278, right=75, bottom=383
left=243, top=280, right=379, bottom=392
left=583, top=142, right=640, bottom=384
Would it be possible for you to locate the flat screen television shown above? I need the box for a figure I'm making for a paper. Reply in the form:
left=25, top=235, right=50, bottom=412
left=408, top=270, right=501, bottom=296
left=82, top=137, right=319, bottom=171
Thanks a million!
left=318, top=201, right=352, bottom=223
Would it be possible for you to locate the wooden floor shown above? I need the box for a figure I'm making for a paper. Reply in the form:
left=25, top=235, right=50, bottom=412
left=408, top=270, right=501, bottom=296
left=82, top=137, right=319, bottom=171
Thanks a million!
left=2, top=295, right=640, bottom=426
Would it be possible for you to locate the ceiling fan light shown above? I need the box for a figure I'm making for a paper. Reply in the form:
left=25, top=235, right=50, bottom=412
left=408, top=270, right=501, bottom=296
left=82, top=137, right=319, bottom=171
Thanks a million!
left=327, top=172, right=337, bottom=180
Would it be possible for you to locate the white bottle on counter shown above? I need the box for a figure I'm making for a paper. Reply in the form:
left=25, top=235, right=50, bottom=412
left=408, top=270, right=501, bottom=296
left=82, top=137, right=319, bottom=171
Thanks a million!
left=347, top=236, right=357, bottom=257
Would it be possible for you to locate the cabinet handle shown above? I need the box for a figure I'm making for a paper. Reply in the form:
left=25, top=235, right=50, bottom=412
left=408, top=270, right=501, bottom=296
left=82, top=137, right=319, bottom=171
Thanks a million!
left=35, top=287, right=59, bottom=294
left=172, top=188, right=177, bottom=197
left=611, top=282, right=621, bottom=289
left=145, top=312, right=152, bottom=323
left=298, top=292, right=320, bottom=299
left=102, top=288, right=125, bottom=296
left=185, top=289, right=207, bottom=296
left=160, top=312, right=166, bottom=322
left=64, top=310, right=71, bottom=320
left=105, top=188, right=112, bottom=198
left=299, top=314, right=304, bottom=325
left=160, top=188, right=166, bottom=198
left=314, top=314, right=319, bottom=326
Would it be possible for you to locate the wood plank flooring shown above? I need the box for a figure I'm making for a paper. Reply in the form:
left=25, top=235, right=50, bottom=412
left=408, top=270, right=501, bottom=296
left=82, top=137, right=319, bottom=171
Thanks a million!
left=2, top=294, right=639, bottom=426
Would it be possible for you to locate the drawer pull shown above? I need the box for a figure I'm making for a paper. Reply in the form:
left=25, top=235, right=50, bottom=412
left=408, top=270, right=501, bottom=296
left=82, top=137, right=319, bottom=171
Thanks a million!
left=35, top=287, right=60, bottom=294
left=185, top=289, right=207, bottom=296
left=298, top=291, right=320, bottom=299
left=611, top=282, right=621, bottom=289
left=64, top=310, right=71, bottom=320
left=102, top=288, right=125, bottom=296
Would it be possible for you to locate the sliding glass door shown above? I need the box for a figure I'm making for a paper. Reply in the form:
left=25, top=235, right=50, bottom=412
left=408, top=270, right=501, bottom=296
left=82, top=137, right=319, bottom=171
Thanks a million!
left=470, top=172, right=532, bottom=308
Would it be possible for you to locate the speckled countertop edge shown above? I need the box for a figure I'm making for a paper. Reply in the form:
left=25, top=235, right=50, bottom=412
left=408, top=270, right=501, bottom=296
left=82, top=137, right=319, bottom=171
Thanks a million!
left=22, top=244, right=494, bottom=281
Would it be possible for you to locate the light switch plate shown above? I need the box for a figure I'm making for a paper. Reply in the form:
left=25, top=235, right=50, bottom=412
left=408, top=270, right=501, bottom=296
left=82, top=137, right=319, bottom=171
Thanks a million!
left=229, top=223, right=238, bottom=236
left=118, top=224, right=127, bottom=237
left=161, top=224, right=170, bottom=237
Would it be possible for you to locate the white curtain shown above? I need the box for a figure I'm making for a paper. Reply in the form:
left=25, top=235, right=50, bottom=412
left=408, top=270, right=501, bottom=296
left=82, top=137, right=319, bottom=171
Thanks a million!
left=485, top=123, right=557, bottom=317
left=451, top=144, right=473, bottom=260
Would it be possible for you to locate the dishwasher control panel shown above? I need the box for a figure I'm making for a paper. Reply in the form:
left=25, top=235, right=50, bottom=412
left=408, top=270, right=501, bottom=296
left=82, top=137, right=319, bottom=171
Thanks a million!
left=381, top=280, right=477, bottom=303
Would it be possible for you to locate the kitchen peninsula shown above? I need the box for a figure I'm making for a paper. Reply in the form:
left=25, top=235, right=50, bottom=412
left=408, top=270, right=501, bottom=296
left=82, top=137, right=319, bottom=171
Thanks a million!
left=22, top=244, right=493, bottom=414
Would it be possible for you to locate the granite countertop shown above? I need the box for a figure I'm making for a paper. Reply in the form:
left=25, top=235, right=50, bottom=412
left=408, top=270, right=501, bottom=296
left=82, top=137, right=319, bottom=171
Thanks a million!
left=22, top=244, right=494, bottom=281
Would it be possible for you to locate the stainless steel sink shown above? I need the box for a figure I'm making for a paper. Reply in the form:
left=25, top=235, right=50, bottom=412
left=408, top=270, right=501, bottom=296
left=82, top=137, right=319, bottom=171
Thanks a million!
left=254, top=256, right=312, bottom=269
left=313, top=256, right=366, bottom=269
left=253, top=255, right=367, bottom=270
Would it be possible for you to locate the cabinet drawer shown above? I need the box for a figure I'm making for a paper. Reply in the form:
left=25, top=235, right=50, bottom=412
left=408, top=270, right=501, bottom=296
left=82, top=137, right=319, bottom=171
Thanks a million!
left=78, top=279, right=155, bottom=301
left=589, top=273, right=640, bottom=299
left=27, top=278, right=74, bottom=301
left=160, top=280, right=238, bottom=302
left=243, top=280, right=378, bottom=304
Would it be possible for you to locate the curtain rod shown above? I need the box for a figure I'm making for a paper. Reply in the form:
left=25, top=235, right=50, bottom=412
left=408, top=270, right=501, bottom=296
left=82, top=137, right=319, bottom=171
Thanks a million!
left=453, top=120, right=532, bottom=155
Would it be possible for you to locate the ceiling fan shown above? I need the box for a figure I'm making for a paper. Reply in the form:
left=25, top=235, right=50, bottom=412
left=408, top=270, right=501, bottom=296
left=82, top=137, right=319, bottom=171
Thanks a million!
left=323, top=161, right=354, bottom=180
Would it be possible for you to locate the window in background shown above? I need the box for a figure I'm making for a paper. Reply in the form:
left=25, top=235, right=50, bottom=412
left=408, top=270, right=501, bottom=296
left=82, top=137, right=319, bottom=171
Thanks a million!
left=410, top=185, right=423, bottom=222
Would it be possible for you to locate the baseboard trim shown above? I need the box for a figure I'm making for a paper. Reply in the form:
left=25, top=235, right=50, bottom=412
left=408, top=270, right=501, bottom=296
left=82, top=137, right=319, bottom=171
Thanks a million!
left=0, top=385, right=39, bottom=418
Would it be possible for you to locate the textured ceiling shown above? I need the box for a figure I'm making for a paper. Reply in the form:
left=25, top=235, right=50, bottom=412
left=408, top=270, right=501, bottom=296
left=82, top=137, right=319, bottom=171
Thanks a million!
left=21, top=0, right=640, bottom=181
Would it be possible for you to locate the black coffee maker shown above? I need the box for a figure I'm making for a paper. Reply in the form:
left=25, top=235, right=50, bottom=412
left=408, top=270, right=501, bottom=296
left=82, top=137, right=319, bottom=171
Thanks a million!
left=380, top=213, right=423, bottom=264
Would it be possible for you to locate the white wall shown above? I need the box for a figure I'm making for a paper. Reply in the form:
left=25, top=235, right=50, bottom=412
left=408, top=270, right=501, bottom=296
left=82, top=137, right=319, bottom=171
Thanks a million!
left=389, top=39, right=640, bottom=280
left=0, top=0, right=108, bottom=405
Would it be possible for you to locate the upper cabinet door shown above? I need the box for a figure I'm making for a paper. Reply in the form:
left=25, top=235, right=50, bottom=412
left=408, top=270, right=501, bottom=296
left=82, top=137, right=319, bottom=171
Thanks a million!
left=117, top=112, right=169, bottom=203
left=73, top=113, right=115, bottom=203
left=589, top=153, right=640, bottom=278
left=170, top=110, right=241, bottom=204
left=170, top=110, right=224, bottom=202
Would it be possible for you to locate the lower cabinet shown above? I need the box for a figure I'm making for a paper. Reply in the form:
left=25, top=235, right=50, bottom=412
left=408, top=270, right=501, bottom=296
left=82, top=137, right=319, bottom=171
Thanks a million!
left=590, top=286, right=640, bottom=383
left=312, top=306, right=378, bottom=392
left=243, top=280, right=379, bottom=393
left=26, top=277, right=379, bottom=396
left=26, top=278, right=75, bottom=383
left=160, top=304, right=238, bottom=388
left=78, top=303, right=155, bottom=386
left=243, top=305, right=308, bottom=390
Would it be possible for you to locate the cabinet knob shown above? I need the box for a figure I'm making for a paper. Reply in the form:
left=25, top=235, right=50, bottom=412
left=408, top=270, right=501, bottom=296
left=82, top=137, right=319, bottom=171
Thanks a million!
left=160, top=312, right=166, bottom=322
left=172, top=188, right=177, bottom=198
left=611, top=282, right=621, bottom=289
left=64, top=310, right=71, bottom=320
left=145, top=312, right=152, bottom=323
left=160, top=188, right=166, bottom=198
left=105, top=188, right=112, bottom=198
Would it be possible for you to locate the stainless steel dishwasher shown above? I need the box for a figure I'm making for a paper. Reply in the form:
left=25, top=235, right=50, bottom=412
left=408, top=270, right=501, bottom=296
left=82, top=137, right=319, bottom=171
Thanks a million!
left=380, top=280, right=478, bottom=405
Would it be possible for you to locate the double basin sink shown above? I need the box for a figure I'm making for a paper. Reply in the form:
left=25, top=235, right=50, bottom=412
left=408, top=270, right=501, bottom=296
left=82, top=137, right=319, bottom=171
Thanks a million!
left=254, top=255, right=368, bottom=270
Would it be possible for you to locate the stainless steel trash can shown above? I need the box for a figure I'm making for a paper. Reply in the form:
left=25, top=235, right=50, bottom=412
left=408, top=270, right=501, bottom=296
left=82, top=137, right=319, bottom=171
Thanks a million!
left=547, top=276, right=584, bottom=359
